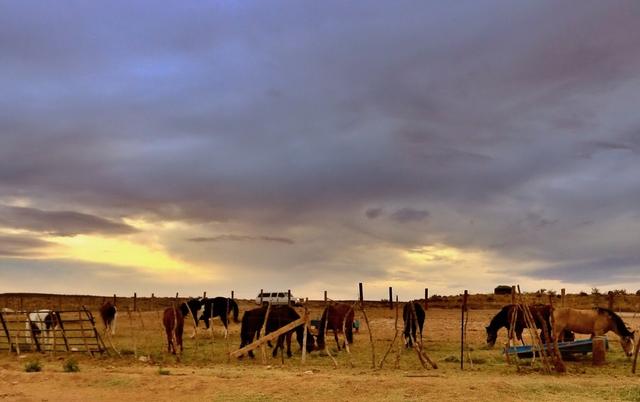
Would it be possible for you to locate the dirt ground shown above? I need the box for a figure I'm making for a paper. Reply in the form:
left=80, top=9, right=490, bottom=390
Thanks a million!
left=1, top=302, right=639, bottom=401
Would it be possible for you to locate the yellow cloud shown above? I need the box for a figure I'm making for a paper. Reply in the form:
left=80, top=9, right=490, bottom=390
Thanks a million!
left=49, top=234, right=185, bottom=272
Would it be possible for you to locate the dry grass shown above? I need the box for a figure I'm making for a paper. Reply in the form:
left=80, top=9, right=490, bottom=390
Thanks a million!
left=0, top=294, right=639, bottom=401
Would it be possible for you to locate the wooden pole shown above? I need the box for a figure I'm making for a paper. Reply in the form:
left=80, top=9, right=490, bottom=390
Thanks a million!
left=461, top=290, right=468, bottom=370
left=133, top=292, right=137, bottom=312
left=288, top=289, right=291, bottom=305
left=175, top=292, right=179, bottom=302
left=424, top=288, right=428, bottom=310
left=359, top=283, right=364, bottom=305
left=203, top=291, right=207, bottom=299
left=388, top=287, right=393, bottom=310
left=301, top=307, right=309, bottom=365
left=632, top=331, right=640, bottom=374
left=510, top=286, right=516, bottom=305
left=113, top=294, right=116, bottom=306
left=379, top=295, right=399, bottom=369
left=561, top=288, right=565, bottom=307
left=260, top=289, right=264, bottom=305
left=231, top=290, right=234, bottom=300
left=324, top=290, right=327, bottom=302
left=592, top=336, right=606, bottom=366
left=608, top=291, right=614, bottom=310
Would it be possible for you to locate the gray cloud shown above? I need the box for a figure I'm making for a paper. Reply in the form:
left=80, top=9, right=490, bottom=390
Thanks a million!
left=1, top=1, right=640, bottom=293
left=187, top=235, right=294, bottom=245
left=0, top=235, right=52, bottom=257
left=0, top=205, right=137, bottom=236
left=390, top=208, right=430, bottom=224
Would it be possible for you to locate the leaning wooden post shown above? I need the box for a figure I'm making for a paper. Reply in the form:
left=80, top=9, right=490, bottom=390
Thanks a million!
left=358, top=283, right=376, bottom=369
left=461, top=290, right=468, bottom=370
left=388, top=287, right=393, bottom=310
left=301, top=307, right=309, bottom=365
left=379, top=295, right=400, bottom=369
left=547, top=295, right=566, bottom=373
left=260, top=302, right=272, bottom=364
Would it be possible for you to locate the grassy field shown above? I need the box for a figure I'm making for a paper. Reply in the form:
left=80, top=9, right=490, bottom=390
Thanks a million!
left=0, top=295, right=639, bottom=401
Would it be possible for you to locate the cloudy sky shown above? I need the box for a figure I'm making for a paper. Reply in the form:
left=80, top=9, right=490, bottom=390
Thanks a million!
left=1, top=1, right=640, bottom=300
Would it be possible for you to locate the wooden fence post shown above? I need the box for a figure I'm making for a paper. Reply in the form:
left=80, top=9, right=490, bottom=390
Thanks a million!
left=608, top=291, right=614, bottom=310
left=175, top=292, right=179, bottom=303
left=113, top=294, right=116, bottom=306
left=461, top=290, right=468, bottom=370
left=424, top=288, right=428, bottom=310
left=231, top=290, right=234, bottom=300
left=388, top=287, right=393, bottom=309
left=561, top=288, right=565, bottom=307
left=592, top=336, right=606, bottom=366
left=260, top=289, right=264, bottom=305
left=324, top=290, right=327, bottom=302
left=511, top=286, right=516, bottom=305
left=288, top=289, right=291, bottom=304
left=359, top=283, right=364, bottom=305
left=133, top=292, right=137, bottom=312
left=203, top=291, right=207, bottom=299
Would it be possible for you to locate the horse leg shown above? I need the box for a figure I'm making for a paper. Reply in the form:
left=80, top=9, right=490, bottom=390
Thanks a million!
left=333, top=328, right=341, bottom=351
left=221, top=315, right=228, bottom=339
left=286, top=332, right=292, bottom=358
left=273, top=335, right=283, bottom=358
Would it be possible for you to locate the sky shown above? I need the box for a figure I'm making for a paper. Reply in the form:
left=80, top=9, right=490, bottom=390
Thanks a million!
left=1, top=1, right=640, bottom=300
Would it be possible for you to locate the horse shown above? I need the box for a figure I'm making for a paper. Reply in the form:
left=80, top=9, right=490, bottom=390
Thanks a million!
left=25, top=310, right=61, bottom=349
left=162, top=307, right=184, bottom=354
left=316, top=303, right=355, bottom=351
left=199, top=297, right=240, bottom=338
left=239, top=305, right=314, bottom=358
left=485, top=304, right=575, bottom=347
left=553, top=307, right=635, bottom=357
left=403, top=301, right=425, bottom=347
left=180, top=297, right=239, bottom=338
left=99, top=301, right=117, bottom=336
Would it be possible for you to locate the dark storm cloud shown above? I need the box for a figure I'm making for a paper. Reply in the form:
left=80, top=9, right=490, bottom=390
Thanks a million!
left=0, top=235, right=52, bottom=257
left=187, top=235, right=294, bottom=245
left=2, top=1, right=640, bottom=290
left=0, top=205, right=137, bottom=236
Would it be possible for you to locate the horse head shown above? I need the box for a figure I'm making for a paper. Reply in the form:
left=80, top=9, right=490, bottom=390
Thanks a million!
left=620, top=330, right=635, bottom=357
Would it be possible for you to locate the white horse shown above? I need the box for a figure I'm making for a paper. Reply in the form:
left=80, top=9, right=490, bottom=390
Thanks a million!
left=25, top=310, right=60, bottom=349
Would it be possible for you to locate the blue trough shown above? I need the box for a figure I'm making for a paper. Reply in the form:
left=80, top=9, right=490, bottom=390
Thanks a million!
left=505, top=338, right=609, bottom=359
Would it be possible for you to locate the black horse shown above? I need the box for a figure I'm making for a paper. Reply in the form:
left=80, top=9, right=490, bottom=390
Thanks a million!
left=239, top=305, right=314, bottom=358
left=402, top=301, right=425, bottom=347
left=180, top=296, right=239, bottom=338
left=485, top=304, right=574, bottom=347
left=316, top=303, right=355, bottom=351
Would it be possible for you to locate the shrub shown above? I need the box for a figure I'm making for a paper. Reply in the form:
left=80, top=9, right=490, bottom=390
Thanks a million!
left=24, top=360, right=42, bottom=373
left=158, top=367, right=171, bottom=376
left=63, top=358, right=80, bottom=373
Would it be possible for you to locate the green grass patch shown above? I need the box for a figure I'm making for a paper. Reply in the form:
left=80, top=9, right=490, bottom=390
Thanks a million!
left=24, top=359, right=42, bottom=373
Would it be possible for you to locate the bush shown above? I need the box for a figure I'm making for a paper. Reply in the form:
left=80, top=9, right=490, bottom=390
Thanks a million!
left=158, top=367, right=171, bottom=376
left=63, top=358, right=80, bottom=373
left=24, top=360, right=42, bottom=373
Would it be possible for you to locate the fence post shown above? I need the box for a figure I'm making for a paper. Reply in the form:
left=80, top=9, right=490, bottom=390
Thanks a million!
left=388, top=287, right=393, bottom=309
left=424, top=288, right=429, bottom=310
left=461, top=290, right=468, bottom=370
left=324, top=290, right=327, bottom=302
left=203, top=291, right=207, bottom=299
left=511, top=286, right=516, bottom=305
left=359, top=283, right=364, bottom=306
left=175, top=292, right=179, bottom=303
left=133, top=292, right=137, bottom=312
left=231, top=290, right=234, bottom=300
left=561, top=288, right=565, bottom=307
left=608, top=291, right=614, bottom=310
left=288, top=289, right=291, bottom=304
left=113, top=294, right=117, bottom=306
left=260, top=289, right=263, bottom=305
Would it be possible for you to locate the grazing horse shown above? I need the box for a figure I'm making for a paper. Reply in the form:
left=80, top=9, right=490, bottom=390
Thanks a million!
left=180, top=297, right=239, bottom=338
left=553, top=307, right=635, bottom=357
left=316, top=303, right=355, bottom=351
left=199, top=297, right=240, bottom=338
left=25, top=310, right=60, bottom=349
left=239, top=306, right=314, bottom=358
left=162, top=307, right=184, bottom=354
left=485, top=304, right=574, bottom=347
left=403, top=302, right=425, bottom=347
left=99, top=301, right=117, bottom=336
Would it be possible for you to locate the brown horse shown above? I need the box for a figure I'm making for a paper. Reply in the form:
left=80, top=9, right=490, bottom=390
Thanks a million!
left=99, top=301, right=117, bottom=335
left=316, top=303, right=355, bottom=351
left=553, top=307, right=635, bottom=356
left=162, top=307, right=184, bottom=354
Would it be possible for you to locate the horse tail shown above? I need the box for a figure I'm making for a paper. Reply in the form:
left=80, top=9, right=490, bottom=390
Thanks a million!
left=231, top=299, right=240, bottom=323
left=346, top=307, right=354, bottom=344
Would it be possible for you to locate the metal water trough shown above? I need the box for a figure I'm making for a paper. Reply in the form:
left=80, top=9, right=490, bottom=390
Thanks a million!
left=505, top=338, right=609, bottom=359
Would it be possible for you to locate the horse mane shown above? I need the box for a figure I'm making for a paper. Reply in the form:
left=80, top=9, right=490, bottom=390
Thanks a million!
left=488, top=305, right=512, bottom=331
left=596, top=307, right=633, bottom=337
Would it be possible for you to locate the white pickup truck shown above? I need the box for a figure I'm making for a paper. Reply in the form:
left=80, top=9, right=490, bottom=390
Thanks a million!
left=255, top=291, right=303, bottom=306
